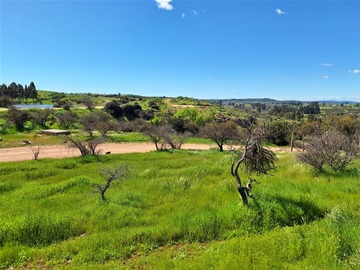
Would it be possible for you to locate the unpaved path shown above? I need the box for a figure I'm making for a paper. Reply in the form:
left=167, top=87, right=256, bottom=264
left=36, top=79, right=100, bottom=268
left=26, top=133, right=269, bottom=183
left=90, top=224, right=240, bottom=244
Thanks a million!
left=0, top=143, right=292, bottom=162
left=0, top=143, right=216, bottom=162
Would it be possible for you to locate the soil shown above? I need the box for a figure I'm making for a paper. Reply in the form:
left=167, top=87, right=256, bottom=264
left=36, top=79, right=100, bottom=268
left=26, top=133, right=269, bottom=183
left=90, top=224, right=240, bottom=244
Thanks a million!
left=0, top=143, right=215, bottom=162
left=0, top=143, right=293, bottom=162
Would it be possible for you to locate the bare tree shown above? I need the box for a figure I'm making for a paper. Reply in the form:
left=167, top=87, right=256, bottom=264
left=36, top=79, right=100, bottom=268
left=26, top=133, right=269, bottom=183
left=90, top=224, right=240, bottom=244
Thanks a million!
left=94, top=164, right=130, bottom=200
left=80, top=113, right=98, bottom=137
left=82, top=96, right=95, bottom=110
left=201, top=121, right=239, bottom=152
left=230, top=123, right=277, bottom=205
left=142, top=124, right=170, bottom=150
left=165, top=131, right=191, bottom=149
left=29, top=146, right=41, bottom=160
left=297, top=129, right=359, bottom=172
left=68, top=137, right=103, bottom=156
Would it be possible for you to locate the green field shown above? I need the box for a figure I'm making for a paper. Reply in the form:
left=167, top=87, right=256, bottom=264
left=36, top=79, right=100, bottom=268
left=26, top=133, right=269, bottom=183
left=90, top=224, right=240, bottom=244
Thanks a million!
left=0, top=150, right=359, bottom=269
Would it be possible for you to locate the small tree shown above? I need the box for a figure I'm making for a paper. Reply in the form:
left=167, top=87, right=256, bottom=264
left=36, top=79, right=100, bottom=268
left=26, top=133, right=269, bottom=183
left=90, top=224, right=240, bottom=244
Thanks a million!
left=7, top=107, right=30, bottom=131
left=82, top=96, right=95, bottom=110
left=56, top=111, right=78, bottom=129
left=230, top=122, right=277, bottom=205
left=94, top=164, right=130, bottom=200
left=68, top=137, right=103, bottom=156
left=297, top=129, right=359, bottom=172
left=201, top=121, right=239, bottom=152
left=80, top=113, right=98, bottom=137
left=165, top=131, right=190, bottom=149
left=29, top=146, right=41, bottom=160
left=104, top=101, right=123, bottom=119
left=142, top=124, right=170, bottom=150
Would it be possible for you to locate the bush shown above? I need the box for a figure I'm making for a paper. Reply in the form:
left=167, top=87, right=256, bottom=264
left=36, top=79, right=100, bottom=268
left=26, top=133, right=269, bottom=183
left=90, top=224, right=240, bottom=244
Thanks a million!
left=297, top=129, right=359, bottom=172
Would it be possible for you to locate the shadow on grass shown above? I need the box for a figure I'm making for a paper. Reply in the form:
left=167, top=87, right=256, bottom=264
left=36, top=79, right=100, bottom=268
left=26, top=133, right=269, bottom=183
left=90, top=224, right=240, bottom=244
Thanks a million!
left=249, top=195, right=326, bottom=228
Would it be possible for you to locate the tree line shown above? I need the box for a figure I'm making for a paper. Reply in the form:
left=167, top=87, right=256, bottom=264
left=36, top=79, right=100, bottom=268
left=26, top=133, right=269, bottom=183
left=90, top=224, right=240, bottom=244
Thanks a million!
left=0, top=82, right=38, bottom=107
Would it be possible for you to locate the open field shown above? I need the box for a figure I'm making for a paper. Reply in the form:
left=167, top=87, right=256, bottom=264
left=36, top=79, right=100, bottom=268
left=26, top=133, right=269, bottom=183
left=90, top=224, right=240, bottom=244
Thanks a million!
left=0, top=150, right=359, bottom=269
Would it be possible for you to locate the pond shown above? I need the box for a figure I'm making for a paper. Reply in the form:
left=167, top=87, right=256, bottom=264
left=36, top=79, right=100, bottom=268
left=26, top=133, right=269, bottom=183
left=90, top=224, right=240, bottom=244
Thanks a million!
left=14, top=104, right=54, bottom=109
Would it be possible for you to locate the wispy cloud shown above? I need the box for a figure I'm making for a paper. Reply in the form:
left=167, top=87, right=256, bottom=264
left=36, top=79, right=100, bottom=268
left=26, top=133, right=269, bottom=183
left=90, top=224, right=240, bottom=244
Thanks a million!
left=275, top=8, right=287, bottom=15
left=322, top=75, right=329, bottom=79
left=155, top=0, right=173, bottom=11
left=320, top=63, right=334, bottom=67
left=181, top=12, right=186, bottom=19
left=193, top=10, right=199, bottom=15
left=348, top=69, right=360, bottom=74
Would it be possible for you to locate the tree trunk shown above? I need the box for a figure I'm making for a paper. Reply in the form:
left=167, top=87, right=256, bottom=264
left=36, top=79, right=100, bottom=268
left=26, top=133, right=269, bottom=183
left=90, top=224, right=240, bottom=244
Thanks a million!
left=217, top=142, right=224, bottom=152
left=237, top=185, right=248, bottom=205
left=290, top=130, right=294, bottom=152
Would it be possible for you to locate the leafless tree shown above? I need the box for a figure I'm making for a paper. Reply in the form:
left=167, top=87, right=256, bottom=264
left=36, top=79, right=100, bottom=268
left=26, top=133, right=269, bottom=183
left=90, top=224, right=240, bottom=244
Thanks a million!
left=81, top=111, right=117, bottom=137
left=94, top=164, right=130, bottom=200
left=230, top=122, right=277, bottom=205
left=201, top=121, right=239, bottom=151
left=68, top=137, right=103, bottom=156
left=29, top=146, right=41, bottom=160
left=80, top=113, right=98, bottom=137
left=165, top=131, right=191, bottom=149
left=142, top=124, right=170, bottom=150
left=82, top=96, right=95, bottom=110
left=297, top=129, right=359, bottom=172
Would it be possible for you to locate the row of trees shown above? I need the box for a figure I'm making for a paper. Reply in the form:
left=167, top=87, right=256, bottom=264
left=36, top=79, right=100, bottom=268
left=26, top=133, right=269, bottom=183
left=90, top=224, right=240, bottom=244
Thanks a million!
left=0, top=82, right=38, bottom=107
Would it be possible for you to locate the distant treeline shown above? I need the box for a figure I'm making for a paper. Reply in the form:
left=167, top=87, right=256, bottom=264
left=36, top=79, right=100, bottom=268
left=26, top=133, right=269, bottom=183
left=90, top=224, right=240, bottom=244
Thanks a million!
left=0, top=82, right=38, bottom=107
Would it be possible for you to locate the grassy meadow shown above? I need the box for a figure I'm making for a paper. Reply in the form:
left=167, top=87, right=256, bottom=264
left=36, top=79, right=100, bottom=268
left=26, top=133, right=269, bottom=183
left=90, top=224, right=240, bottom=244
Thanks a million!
left=0, top=150, right=359, bottom=269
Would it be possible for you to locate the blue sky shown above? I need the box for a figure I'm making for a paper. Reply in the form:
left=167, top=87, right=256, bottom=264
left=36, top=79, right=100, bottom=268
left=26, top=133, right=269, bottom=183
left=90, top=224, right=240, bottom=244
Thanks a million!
left=1, top=0, right=359, bottom=101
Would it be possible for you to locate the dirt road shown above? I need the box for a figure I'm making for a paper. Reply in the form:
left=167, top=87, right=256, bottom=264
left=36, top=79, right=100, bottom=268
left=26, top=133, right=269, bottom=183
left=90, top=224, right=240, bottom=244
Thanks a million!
left=0, top=143, right=216, bottom=162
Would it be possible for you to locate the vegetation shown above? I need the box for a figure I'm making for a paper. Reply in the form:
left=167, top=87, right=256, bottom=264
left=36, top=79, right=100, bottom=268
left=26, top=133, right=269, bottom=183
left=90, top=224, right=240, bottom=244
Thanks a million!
left=0, top=82, right=38, bottom=107
left=231, top=121, right=278, bottom=205
left=297, top=129, right=359, bottom=172
left=0, top=151, right=359, bottom=269
left=0, top=89, right=359, bottom=268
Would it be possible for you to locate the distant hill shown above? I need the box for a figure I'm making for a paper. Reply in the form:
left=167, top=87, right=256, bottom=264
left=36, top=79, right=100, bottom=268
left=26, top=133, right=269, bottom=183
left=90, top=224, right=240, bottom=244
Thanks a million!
left=207, top=98, right=359, bottom=105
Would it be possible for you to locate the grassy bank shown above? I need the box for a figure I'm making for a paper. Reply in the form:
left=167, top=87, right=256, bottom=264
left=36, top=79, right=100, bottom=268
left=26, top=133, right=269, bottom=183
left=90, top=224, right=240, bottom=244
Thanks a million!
left=0, top=150, right=359, bottom=269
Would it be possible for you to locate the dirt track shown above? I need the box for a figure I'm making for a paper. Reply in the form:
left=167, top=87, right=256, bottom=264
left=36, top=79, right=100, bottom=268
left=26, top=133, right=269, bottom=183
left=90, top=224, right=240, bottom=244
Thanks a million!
left=0, top=143, right=292, bottom=163
left=0, top=143, right=216, bottom=162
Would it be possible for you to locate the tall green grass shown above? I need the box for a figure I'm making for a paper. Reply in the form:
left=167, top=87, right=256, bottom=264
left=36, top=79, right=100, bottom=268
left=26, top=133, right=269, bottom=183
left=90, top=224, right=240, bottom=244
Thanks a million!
left=0, top=151, right=359, bottom=269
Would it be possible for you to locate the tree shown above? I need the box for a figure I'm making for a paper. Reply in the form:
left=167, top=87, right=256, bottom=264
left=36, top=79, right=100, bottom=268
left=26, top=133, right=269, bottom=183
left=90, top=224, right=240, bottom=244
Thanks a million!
left=29, top=109, right=53, bottom=129
left=82, top=96, right=95, bottom=110
left=201, top=121, right=239, bottom=152
left=7, top=107, right=30, bottom=131
left=28, top=82, right=38, bottom=100
left=29, top=146, right=41, bottom=160
left=297, top=129, right=359, bottom=172
left=94, top=164, right=130, bottom=201
left=56, top=111, right=78, bottom=129
left=142, top=124, right=170, bottom=151
left=104, top=101, right=123, bottom=119
left=68, top=137, right=103, bottom=156
left=164, top=131, right=190, bottom=149
left=81, top=111, right=118, bottom=137
left=230, top=122, right=277, bottom=205
left=80, top=113, right=99, bottom=137
left=265, top=120, right=293, bottom=146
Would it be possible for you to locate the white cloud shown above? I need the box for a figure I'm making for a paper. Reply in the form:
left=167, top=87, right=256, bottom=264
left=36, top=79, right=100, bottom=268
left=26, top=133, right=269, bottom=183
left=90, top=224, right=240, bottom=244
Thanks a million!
left=348, top=69, right=360, bottom=74
left=320, top=63, right=334, bottom=67
left=322, top=75, right=329, bottom=79
left=181, top=12, right=186, bottom=18
left=193, top=10, right=199, bottom=15
left=155, top=0, right=173, bottom=11
left=275, top=8, right=287, bottom=15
